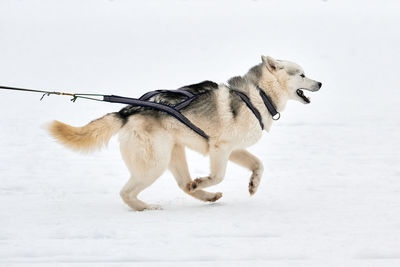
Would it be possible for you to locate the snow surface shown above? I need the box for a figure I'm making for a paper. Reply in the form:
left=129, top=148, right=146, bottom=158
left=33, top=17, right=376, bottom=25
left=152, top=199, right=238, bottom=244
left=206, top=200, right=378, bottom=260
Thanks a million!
left=1, top=0, right=400, bottom=266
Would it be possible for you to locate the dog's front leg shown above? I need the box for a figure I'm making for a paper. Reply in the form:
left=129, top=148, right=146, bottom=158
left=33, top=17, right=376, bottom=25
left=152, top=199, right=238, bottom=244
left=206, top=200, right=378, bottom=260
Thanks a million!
left=169, top=145, right=223, bottom=202
left=229, top=149, right=264, bottom=195
left=187, top=147, right=231, bottom=192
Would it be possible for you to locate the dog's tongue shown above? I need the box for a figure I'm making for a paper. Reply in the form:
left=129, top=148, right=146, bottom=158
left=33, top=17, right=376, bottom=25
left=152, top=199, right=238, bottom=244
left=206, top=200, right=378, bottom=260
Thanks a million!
left=296, top=89, right=311, bottom=103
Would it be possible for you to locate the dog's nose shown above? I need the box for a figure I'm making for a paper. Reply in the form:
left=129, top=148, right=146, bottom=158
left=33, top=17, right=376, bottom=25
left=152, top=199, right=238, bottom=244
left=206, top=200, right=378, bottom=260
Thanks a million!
left=317, top=82, right=322, bottom=89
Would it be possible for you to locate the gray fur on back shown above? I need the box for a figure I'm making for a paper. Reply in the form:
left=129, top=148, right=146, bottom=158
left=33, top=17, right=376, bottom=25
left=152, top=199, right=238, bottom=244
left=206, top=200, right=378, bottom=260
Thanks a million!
left=117, top=81, right=219, bottom=123
left=244, top=63, right=263, bottom=87
left=226, top=64, right=263, bottom=118
left=227, top=63, right=262, bottom=92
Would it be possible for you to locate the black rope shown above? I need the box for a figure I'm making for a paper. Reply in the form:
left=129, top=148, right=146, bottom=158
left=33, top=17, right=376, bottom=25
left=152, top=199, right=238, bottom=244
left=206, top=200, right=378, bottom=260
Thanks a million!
left=0, top=85, right=106, bottom=102
left=0, top=85, right=58, bottom=94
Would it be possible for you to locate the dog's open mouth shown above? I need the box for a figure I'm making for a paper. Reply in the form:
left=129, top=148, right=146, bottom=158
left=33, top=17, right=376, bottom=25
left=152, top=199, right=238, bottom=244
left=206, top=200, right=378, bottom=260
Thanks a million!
left=296, top=89, right=311, bottom=104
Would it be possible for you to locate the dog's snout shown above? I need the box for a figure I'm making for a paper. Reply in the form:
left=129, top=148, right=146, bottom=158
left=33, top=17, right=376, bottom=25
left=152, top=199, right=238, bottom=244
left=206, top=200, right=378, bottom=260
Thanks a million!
left=317, top=82, right=322, bottom=89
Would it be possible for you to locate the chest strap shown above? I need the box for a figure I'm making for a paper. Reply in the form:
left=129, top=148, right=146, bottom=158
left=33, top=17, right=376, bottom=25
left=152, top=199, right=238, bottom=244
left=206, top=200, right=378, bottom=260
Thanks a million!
left=257, top=86, right=280, bottom=120
left=231, top=90, right=264, bottom=130
left=231, top=86, right=281, bottom=130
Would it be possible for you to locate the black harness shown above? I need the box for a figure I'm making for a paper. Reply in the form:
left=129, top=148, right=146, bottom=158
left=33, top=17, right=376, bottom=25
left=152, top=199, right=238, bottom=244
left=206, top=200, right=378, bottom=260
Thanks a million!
left=0, top=84, right=280, bottom=140
left=110, top=85, right=280, bottom=139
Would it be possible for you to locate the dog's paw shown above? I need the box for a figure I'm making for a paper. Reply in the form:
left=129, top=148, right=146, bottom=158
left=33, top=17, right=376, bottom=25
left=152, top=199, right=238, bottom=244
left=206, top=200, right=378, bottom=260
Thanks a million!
left=249, top=168, right=262, bottom=195
left=186, top=178, right=202, bottom=192
left=186, top=181, right=197, bottom=192
left=132, top=204, right=162, bottom=211
left=249, top=176, right=260, bottom=196
left=146, top=204, right=162, bottom=210
left=208, top=192, right=223, bottom=202
left=139, top=204, right=162, bottom=211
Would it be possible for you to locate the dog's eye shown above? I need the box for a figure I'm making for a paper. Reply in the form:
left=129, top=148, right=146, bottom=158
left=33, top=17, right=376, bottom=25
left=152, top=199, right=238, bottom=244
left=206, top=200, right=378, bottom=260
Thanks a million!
left=300, top=73, right=305, bottom=78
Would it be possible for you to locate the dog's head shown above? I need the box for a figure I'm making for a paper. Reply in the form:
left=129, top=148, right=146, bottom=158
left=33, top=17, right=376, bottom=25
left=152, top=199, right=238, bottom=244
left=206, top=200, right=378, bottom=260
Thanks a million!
left=261, top=55, right=322, bottom=104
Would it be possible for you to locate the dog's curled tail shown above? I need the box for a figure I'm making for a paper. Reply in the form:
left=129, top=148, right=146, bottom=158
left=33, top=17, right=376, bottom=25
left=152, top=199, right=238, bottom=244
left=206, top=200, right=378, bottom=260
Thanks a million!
left=46, top=113, right=123, bottom=153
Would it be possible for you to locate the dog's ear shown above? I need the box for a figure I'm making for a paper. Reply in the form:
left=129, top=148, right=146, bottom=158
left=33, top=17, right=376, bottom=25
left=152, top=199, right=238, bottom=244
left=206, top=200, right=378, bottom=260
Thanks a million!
left=261, top=55, right=282, bottom=72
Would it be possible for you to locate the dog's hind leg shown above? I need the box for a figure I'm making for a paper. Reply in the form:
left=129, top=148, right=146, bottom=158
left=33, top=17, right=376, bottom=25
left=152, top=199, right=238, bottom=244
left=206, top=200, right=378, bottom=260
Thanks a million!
left=229, top=149, right=264, bottom=195
left=120, top=175, right=162, bottom=211
left=119, top=123, right=173, bottom=211
left=169, top=145, right=222, bottom=202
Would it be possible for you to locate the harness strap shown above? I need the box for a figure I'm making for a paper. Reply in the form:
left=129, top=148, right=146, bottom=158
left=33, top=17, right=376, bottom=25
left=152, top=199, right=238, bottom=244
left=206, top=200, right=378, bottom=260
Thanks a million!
left=257, top=86, right=280, bottom=120
left=230, top=86, right=281, bottom=130
left=231, top=90, right=264, bottom=130
left=173, top=95, right=199, bottom=110
left=139, top=89, right=200, bottom=110
left=139, top=89, right=194, bottom=101
left=104, top=94, right=209, bottom=140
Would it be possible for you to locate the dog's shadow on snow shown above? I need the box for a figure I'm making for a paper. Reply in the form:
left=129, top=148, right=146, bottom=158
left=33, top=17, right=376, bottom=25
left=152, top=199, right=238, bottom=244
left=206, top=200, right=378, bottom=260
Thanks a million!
left=159, top=200, right=227, bottom=213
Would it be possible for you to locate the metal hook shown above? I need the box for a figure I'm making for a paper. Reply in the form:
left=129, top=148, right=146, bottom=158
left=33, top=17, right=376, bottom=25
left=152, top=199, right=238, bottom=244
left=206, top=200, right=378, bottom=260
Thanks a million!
left=272, top=112, right=281, bottom=120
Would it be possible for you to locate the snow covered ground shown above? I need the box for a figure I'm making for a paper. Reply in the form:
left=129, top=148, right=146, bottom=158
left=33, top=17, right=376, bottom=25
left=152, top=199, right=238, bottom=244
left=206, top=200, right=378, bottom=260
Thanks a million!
left=0, top=0, right=400, bottom=266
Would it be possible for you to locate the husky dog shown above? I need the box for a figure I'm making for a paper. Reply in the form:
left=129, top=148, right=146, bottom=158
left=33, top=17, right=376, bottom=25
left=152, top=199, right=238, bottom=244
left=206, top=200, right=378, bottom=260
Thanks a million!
left=47, top=56, right=322, bottom=211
